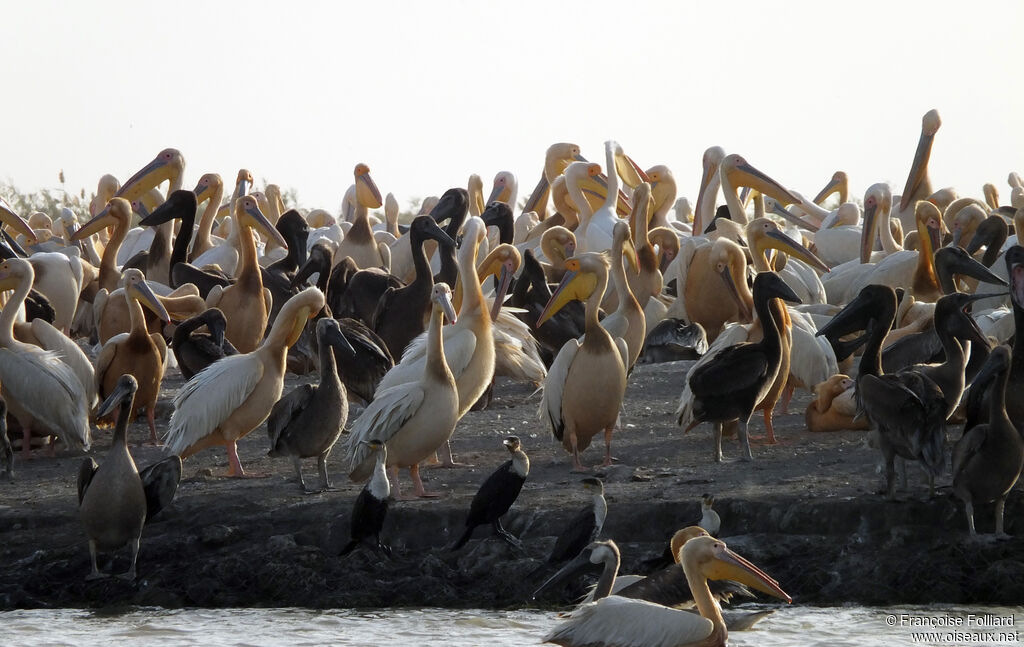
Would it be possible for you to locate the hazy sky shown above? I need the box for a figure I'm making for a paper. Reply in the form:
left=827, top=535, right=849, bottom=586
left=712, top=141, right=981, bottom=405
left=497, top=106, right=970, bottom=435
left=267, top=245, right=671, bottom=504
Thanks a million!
left=3, top=0, right=1022, bottom=214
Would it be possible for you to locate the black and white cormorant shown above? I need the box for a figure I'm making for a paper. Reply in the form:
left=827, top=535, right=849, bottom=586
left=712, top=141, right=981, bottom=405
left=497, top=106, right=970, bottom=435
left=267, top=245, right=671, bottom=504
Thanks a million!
left=531, top=477, right=606, bottom=586
left=339, top=439, right=391, bottom=557
left=451, top=436, right=530, bottom=551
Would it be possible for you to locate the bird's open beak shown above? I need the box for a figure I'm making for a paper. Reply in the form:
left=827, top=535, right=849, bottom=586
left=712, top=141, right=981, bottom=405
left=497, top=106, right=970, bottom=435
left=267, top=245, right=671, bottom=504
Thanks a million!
left=614, top=151, right=650, bottom=189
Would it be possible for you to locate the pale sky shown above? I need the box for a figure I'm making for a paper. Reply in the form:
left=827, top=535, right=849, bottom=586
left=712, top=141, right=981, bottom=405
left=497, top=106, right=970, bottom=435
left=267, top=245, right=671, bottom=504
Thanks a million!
left=3, top=0, right=1022, bottom=214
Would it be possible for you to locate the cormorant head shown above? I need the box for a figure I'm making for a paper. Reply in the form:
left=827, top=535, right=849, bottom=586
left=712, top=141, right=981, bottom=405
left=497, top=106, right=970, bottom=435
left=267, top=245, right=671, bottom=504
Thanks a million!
left=502, top=436, right=521, bottom=452
left=701, top=493, right=715, bottom=508
left=581, top=477, right=604, bottom=495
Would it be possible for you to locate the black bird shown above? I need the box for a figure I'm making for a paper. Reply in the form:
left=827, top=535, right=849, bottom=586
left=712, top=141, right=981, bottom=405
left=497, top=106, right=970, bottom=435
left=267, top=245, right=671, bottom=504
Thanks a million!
left=171, top=308, right=238, bottom=380
left=430, top=188, right=470, bottom=290
left=530, top=477, right=606, bottom=583
left=817, top=284, right=947, bottom=498
left=339, top=439, right=391, bottom=557
left=262, top=210, right=310, bottom=328
left=638, top=318, right=708, bottom=364
left=966, top=214, right=1010, bottom=268
left=682, top=272, right=801, bottom=462
left=451, top=436, right=530, bottom=551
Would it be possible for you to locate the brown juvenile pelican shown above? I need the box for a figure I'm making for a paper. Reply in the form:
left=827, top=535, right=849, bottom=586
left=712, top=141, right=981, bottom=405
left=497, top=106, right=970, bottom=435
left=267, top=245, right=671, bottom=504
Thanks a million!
left=78, top=375, right=181, bottom=580
left=451, top=436, right=529, bottom=551
left=267, top=318, right=354, bottom=492
left=817, top=284, right=947, bottom=498
left=953, top=345, right=1023, bottom=536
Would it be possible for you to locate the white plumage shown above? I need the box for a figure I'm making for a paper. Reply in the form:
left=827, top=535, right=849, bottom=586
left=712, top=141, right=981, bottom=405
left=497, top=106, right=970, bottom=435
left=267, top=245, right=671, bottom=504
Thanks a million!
left=164, top=354, right=263, bottom=455
left=544, top=595, right=714, bottom=647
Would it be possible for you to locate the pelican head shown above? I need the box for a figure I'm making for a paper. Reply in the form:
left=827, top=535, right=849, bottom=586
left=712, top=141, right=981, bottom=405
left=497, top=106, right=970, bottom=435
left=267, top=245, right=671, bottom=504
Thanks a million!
left=541, top=226, right=577, bottom=262
left=307, top=209, right=336, bottom=228
left=648, top=227, right=679, bottom=272
left=747, top=218, right=830, bottom=273
left=354, top=163, right=383, bottom=209
left=0, top=257, right=32, bottom=292
left=316, top=317, right=356, bottom=356
left=612, top=144, right=650, bottom=189
left=816, top=283, right=897, bottom=340
left=915, top=201, right=943, bottom=256
left=681, top=535, right=791, bottom=603
left=720, top=154, right=800, bottom=206
left=432, top=282, right=458, bottom=324
left=536, top=253, right=608, bottom=326
left=611, top=221, right=639, bottom=273
left=96, top=374, right=139, bottom=420
left=477, top=243, right=521, bottom=320
left=860, top=183, right=893, bottom=263
left=236, top=196, right=288, bottom=249
left=487, top=171, right=517, bottom=205
left=586, top=539, right=621, bottom=565
left=193, top=173, right=223, bottom=204
left=899, top=109, right=942, bottom=211
left=950, top=204, right=986, bottom=248
left=812, top=171, right=849, bottom=205
left=711, top=238, right=753, bottom=322
left=647, top=165, right=677, bottom=211
left=72, top=197, right=133, bottom=241
left=122, top=269, right=170, bottom=323
left=669, top=526, right=711, bottom=565
left=115, top=148, right=185, bottom=202
left=278, top=287, right=326, bottom=348
left=0, top=198, right=36, bottom=244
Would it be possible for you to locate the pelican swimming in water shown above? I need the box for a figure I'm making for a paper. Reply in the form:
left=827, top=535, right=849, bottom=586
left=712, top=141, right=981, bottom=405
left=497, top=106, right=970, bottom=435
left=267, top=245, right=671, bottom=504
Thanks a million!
left=164, top=287, right=325, bottom=477
left=542, top=536, right=791, bottom=647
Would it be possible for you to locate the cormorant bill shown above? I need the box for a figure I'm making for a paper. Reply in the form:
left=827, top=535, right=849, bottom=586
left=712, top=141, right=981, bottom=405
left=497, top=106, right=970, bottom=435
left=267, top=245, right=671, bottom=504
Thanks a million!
left=339, top=440, right=391, bottom=558
left=451, top=436, right=529, bottom=552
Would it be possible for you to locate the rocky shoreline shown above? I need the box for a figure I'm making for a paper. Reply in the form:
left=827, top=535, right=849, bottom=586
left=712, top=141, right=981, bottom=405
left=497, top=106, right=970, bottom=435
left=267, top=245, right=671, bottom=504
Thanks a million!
left=2, top=363, right=1022, bottom=610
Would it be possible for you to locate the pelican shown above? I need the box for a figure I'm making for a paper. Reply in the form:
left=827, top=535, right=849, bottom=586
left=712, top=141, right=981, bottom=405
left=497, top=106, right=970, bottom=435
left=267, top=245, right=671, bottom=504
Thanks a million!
left=718, top=154, right=801, bottom=226
left=804, top=374, right=869, bottom=432
left=164, top=287, right=325, bottom=477
left=77, top=375, right=181, bottom=581
left=895, top=109, right=942, bottom=233
left=677, top=272, right=801, bottom=462
left=692, top=146, right=725, bottom=236
left=582, top=141, right=625, bottom=254
left=267, top=317, right=354, bottom=492
left=601, top=221, right=645, bottom=370
left=521, top=142, right=588, bottom=220
left=205, top=195, right=288, bottom=353
left=190, top=169, right=254, bottom=276
left=542, top=536, right=791, bottom=647
left=674, top=237, right=752, bottom=342
left=344, top=283, right=459, bottom=499
left=94, top=269, right=170, bottom=445
left=72, top=197, right=134, bottom=293
left=334, top=163, right=386, bottom=269
left=171, top=308, right=238, bottom=380
left=746, top=218, right=831, bottom=305
left=374, top=217, right=496, bottom=421
left=817, top=284, right=947, bottom=498
left=813, top=171, right=849, bottom=206
left=0, top=258, right=90, bottom=457
left=538, top=226, right=577, bottom=283
left=539, top=253, right=628, bottom=470
left=953, top=345, right=1023, bottom=536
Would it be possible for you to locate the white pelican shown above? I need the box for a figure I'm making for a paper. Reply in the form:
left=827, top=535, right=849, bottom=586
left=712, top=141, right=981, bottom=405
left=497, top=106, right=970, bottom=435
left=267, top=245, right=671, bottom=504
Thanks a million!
left=582, top=141, right=625, bottom=254
left=895, top=109, right=941, bottom=233
left=345, top=283, right=459, bottom=498
left=692, top=146, right=725, bottom=236
left=542, top=535, right=790, bottom=647
left=164, top=287, right=324, bottom=477
left=0, top=258, right=91, bottom=457
left=190, top=169, right=253, bottom=276
left=334, top=163, right=386, bottom=269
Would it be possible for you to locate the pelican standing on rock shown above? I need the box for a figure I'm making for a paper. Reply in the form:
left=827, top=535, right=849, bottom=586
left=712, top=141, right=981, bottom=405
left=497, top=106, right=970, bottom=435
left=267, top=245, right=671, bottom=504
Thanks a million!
left=344, top=283, right=460, bottom=498
left=78, top=375, right=181, bottom=581
left=539, top=253, right=628, bottom=471
left=267, top=317, right=354, bottom=492
left=164, top=287, right=325, bottom=477
left=0, top=258, right=91, bottom=457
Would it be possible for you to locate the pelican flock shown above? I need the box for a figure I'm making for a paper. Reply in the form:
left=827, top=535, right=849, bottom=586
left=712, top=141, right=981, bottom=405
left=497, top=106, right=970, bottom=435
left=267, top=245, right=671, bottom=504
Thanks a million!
left=3, top=109, right=1023, bottom=643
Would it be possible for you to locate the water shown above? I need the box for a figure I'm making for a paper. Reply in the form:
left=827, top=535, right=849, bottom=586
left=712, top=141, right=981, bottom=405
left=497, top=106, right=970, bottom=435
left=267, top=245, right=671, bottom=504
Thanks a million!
left=2, top=606, right=1022, bottom=646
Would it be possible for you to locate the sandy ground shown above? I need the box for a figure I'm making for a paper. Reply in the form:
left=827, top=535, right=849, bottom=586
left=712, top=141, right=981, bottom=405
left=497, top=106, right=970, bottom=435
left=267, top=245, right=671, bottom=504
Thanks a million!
left=2, top=358, right=1023, bottom=609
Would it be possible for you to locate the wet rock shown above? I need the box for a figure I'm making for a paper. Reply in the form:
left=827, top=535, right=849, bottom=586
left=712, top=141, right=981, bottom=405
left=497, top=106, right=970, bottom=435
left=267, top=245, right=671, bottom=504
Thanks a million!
left=199, top=525, right=238, bottom=548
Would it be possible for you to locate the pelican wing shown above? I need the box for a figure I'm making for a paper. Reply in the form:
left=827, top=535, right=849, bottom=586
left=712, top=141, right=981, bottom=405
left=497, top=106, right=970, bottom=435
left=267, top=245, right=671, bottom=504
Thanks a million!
left=543, top=596, right=713, bottom=647
left=345, top=381, right=426, bottom=475
left=165, top=353, right=265, bottom=455
left=952, top=425, right=987, bottom=480
left=31, top=318, right=97, bottom=407
left=788, top=310, right=837, bottom=389
left=540, top=338, right=580, bottom=442
left=139, top=455, right=182, bottom=522
left=664, top=237, right=706, bottom=322
left=77, top=457, right=99, bottom=503
left=376, top=326, right=478, bottom=392
left=94, top=333, right=127, bottom=395
left=493, top=310, right=546, bottom=384
left=267, top=383, right=316, bottom=447
left=0, top=346, right=90, bottom=449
